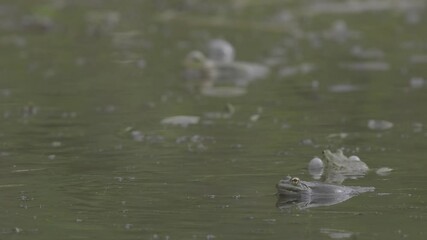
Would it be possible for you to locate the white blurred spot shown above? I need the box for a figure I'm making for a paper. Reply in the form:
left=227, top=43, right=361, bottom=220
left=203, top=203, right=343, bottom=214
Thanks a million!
left=409, top=77, right=425, bottom=88
left=161, top=115, right=200, bottom=127
left=51, top=141, right=62, bottom=147
left=376, top=167, right=393, bottom=176
left=340, top=61, right=390, bottom=71
left=368, top=119, right=393, bottom=130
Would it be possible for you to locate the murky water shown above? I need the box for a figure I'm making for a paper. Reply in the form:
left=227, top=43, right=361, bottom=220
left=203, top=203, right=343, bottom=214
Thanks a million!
left=1, top=0, right=427, bottom=239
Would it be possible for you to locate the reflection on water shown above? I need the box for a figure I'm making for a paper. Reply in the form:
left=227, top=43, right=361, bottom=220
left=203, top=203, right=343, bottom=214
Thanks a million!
left=276, top=191, right=355, bottom=210
left=0, top=0, right=427, bottom=239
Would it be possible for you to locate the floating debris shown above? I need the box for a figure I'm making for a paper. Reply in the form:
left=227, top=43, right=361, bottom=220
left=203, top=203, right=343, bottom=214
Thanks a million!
left=204, top=103, right=235, bottom=119
left=323, top=20, right=360, bottom=42
left=187, top=142, right=208, bottom=152
left=306, top=0, right=425, bottom=15
left=61, top=112, right=77, bottom=118
left=327, top=132, right=349, bottom=139
left=368, top=119, right=394, bottom=130
left=277, top=63, right=315, bottom=78
left=206, top=234, right=216, bottom=240
left=112, top=31, right=142, bottom=49
left=161, top=115, right=200, bottom=127
left=409, top=54, right=427, bottom=63
left=175, top=135, right=215, bottom=152
left=320, top=228, right=354, bottom=239
left=144, top=135, right=165, bottom=143
left=86, top=11, right=120, bottom=36
left=0, top=184, right=25, bottom=188
left=122, top=127, right=164, bottom=143
left=376, top=167, right=393, bottom=176
left=200, top=86, right=247, bottom=97
left=0, top=88, right=11, bottom=97
left=409, top=77, right=425, bottom=89
left=405, top=10, right=422, bottom=24
left=22, top=103, right=39, bottom=117
left=351, top=46, right=384, bottom=59
left=14, top=227, right=23, bottom=234
left=340, top=61, right=390, bottom=71
left=12, top=168, right=46, bottom=173
left=328, top=84, right=360, bottom=93
left=412, top=122, right=423, bottom=133
left=96, top=105, right=116, bottom=113
left=301, top=138, right=314, bottom=146
left=124, top=223, right=133, bottom=230
left=131, top=130, right=144, bottom=142
left=249, top=114, right=260, bottom=122
left=21, top=2, right=58, bottom=33
left=51, top=141, right=62, bottom=147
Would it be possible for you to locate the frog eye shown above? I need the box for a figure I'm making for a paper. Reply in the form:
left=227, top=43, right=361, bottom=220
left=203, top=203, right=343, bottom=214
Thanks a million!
left=291, top=177, right=300, bottom=185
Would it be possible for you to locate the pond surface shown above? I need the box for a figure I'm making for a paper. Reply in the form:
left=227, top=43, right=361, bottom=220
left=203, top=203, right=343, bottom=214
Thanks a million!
left=0, top=0, right=427, bottom=239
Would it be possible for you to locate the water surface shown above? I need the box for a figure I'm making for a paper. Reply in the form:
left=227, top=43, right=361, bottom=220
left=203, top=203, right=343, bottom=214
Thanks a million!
left=0, top=0, right=426, bottom=239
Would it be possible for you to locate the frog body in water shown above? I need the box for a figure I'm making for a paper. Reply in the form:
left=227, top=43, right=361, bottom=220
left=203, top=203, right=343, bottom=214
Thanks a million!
left=276, top=176, right=374, bottom=209
left=322, top=149, right=369, bottom=174
left=184, top=39, right=270, bottom=92
left=207, top=39, right=270, bottom=86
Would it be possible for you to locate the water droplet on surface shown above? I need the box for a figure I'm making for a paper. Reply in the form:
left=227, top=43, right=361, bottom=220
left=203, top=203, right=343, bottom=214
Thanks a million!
left=309, top=157, right=324, bottom=169
left=308, top=157, right=324, bottom=179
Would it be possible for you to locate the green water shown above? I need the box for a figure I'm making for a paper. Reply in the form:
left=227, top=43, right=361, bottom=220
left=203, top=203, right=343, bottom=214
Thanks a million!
left=0, top=0, right=426, bottom=239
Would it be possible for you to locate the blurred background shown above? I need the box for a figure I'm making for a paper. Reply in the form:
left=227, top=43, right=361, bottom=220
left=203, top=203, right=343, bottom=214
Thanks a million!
left=0, top=0, right=426, bottom=239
